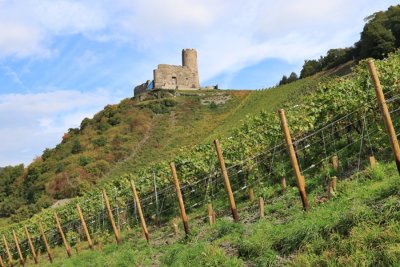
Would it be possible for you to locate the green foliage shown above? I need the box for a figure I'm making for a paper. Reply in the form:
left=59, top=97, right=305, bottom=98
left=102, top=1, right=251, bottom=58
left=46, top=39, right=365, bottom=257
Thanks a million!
left=300, top=5, right=400, bottom=78
left=162, top=242, right=243, bottom=267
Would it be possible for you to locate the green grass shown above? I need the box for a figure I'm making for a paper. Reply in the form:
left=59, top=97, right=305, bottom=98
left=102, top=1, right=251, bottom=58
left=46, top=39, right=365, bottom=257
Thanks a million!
left=35, top=162, right=400, bottom=267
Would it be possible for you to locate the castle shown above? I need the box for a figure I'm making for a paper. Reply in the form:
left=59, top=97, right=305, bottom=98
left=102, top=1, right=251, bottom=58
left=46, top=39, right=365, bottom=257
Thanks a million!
left=134, top=49, right=200, bottom=96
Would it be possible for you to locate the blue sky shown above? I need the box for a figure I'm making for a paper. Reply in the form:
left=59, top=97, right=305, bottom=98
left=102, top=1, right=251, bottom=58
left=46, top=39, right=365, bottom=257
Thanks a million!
left=0, top=0, right=398, bottom=166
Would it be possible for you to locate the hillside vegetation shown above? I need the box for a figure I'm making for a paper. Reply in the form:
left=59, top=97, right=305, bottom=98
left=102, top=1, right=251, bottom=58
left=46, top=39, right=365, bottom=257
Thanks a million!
left=39, top=162, right=400, bottom=267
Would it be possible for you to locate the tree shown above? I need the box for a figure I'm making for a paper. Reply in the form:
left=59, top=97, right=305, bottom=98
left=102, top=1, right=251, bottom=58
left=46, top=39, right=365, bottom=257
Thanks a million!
left=359, top=15, right=396, bottom=59
left=279, top=75, right=288, bottom=85
left=300, top=60, right=321, bottom=78
left=287, top=72, right=298, bottom=83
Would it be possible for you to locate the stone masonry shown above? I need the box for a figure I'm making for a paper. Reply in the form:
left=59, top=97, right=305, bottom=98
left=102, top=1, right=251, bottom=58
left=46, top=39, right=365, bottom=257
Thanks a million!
left=134, top=49, right=200, bottom=96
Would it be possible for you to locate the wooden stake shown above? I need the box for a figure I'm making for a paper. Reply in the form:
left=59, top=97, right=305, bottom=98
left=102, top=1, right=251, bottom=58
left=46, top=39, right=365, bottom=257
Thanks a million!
left=259, top=197, right=265, bottom=218
left=24, top=226, right=38, bottom=264
left=170, top=162, right=190, bottom=236
left=54, top=213, right=72, bottom=257
left=368, top=60, right=400, bottom=175
left=76, top=204, right=94, bottom=249
left=331, top=176, right=337, bottom=191
left=39, top=222, right=53, bottom=263
left=279, top=109, right=310, bottom=211
left=214, top=139, right=240, bottom=221
left=12, top=230, right=24, bottom=266
left=248, top=188, right=255, bottom=203
left=102, top=189, right=121, bottom=244
left=281, top=177, right=287, bottom=190
left=129, top=180, right=150, bottom=242
left=369, top=156, right=377, bottom=168
left=212, top=211, right=216, bottom=224
left=2, top=235, right=12, bottom=267
left=0, top=255, right=5, bottom=267
left=172, top=218, right=179, bottom=235
left=207, top=204, right=214, bottom=225
left=332, top=155, right=339, bottom=172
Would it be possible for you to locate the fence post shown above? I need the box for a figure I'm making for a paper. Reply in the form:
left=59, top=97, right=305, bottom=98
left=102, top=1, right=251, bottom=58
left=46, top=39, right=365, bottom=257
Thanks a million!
left=213, top=139, right=240, bottom=221
left=170, top=162, right=190, bottom=236
left=369, top=156, right=377, bottom=168
left=76, top=204, right=94, bottom=249
left=129, top=180, right=150, bottom=242
left=281, top=177, right=287, bottom=190
left=24, top=225, right=38, bottom=264
left=2, top=235, right=13, bottom=267
left=332, top=155, right=339, bottom=172
left=12, top=230, right=24, bottom=266
left=279, top=109, right=310, bottom=211
left=207, top=204, right=214, bottom=225
left=259, top=197, right=265, bottom=218
left=248, top=188, right=255, bottom=203
left=102, top=189, right=121, bottom=244
left=368, top=60, right=400, bottom=175
left=54, top=213, right=72, bottom=257
left=39, top=222, right=53, bottom=263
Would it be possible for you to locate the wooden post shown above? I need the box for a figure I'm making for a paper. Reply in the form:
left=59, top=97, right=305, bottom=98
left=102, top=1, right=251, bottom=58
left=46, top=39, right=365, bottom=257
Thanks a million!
left=331, top=176, right=337, bottom=191
left=368, top=60, right=400, bottom=175
left=54, top=213, right=72, bottom=257
left=279, top=109, right=310, bottom=211
left=369, top=156, right=377, bottom=168
left=129, top=180, right=150, bottom=242
left=24, top=226, right=38, bottom=264
left=207, top=204, right=214, bottom=225
left=2, top=235, right=13, bottom=267
left=213, top=139, right=240, bottom=221
left=212, top=212, right=216, bottom=224
left=170, top=162, right=190, bottom=236
left=281, top=177, right=287, bottom=190
left=76, top=204, right=94, bottom=249
left=0, top=255, right=5, bottom=267
left=332, top=155, right=339, bottom=172
left=172, top=218, right=179, bottom=235
left=102, top=189, right=121, bottom=244
left=12, top=230, right=24, bottom=266
left=259, top=197, right=265, bottom=218
left=248, top=188, right=255, bottom=203
left=39, top=222, right=53, bottom=263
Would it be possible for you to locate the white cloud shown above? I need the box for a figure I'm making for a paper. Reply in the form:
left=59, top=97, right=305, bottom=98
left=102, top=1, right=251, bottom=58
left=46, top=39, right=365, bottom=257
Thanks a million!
left=0, top=89, right=123, bottom=166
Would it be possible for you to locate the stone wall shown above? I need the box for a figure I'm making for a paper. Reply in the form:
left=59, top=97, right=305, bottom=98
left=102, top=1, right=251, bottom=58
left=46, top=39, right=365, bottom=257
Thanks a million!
left=153, top=49, right=200, bottom=90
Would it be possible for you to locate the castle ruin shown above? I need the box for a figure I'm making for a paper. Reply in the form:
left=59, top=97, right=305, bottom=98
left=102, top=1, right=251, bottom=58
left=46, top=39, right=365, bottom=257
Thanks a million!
left=134, top=49, right=200, bottom=96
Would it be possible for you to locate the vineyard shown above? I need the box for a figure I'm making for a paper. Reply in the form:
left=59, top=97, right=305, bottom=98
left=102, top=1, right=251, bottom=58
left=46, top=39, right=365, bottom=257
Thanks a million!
left=1, top=52, right=400, bottom=266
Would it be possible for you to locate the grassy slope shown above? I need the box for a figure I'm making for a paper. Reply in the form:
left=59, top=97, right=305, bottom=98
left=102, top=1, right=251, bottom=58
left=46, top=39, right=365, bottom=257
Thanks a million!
left=40, top=162, right=400, bottom=267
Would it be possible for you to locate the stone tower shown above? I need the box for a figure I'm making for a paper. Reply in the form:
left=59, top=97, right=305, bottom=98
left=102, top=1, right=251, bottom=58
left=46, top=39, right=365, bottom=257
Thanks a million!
left=181, top=48, right=200, bottom=88
left=151, top=48, right=200, bottom=90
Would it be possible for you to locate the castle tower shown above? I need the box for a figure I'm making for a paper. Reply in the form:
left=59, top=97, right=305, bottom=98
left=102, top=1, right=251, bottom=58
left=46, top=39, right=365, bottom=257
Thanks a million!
left=182, top=49, right=200, bottom=88
left=182, top=49, right=198, bottom=70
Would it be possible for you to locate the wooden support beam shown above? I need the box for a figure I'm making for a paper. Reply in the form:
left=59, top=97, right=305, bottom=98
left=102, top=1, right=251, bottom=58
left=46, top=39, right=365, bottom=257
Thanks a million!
left=76, top=204, right=94, bottom=249
left=214, top=139, right=240, bottom=221
left=369, top=155, right=377, bottom=168
left=207, top=204, right=214, bottom=225
left=102, top=189, right=121, bottom=244
left=12, top=230, right=24, bottom=266
left=129, top=180, right=150, bottom=242
left=24, top=226, right=38, bottom=264
left=279, top=109, right=310, bottom=211
left=39, top=222, right=53, bottom=263
left=2, top=235, right=13, bottom=267
left=368, top=60, right=400, bottom=175
left=170, top=162, right=189, bottom=236
left=259, top=197, right=265, bottom=218
left=54, top=213, right=72, bottom=257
